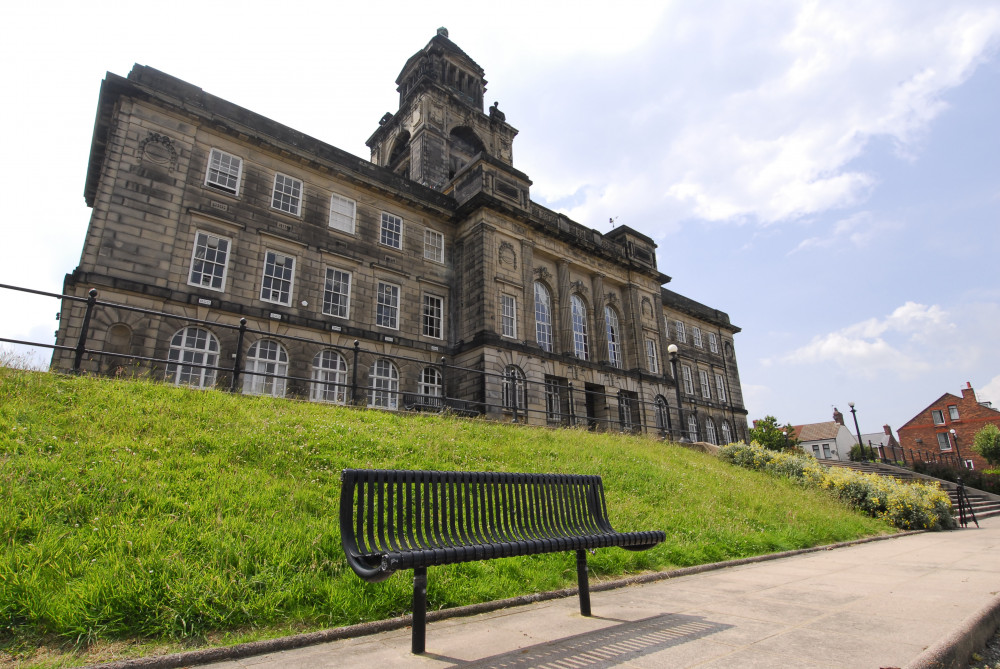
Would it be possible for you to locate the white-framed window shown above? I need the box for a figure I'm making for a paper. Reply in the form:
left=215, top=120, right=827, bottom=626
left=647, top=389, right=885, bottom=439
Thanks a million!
left=271, top=173, right=302, bottom=216
left=687, top=414, right=699, bottom=441
left=205, top=148, right=243, bottom=195
left=681, top=364, right=694, bottom=394
left=692, top=327, right=703, bottom=348
left=380, top=212, right=403, bottom=249
left=699, top=370, right=712, bottom=399
left=369, top=359, right=399, bottom=409
left=534, top=282, right=553, bottom=352
left=243, top=340, right=288, bottom=397
left=715, top=373, right=727, bottom=402
left=329, top=193, right=356, bottom=234
left=166, top=327, right=219, bottom=389
left=708, top=332, right=719, bottom=353
left=424, top=228, right=444, bottom=263
left=322, top=268, right=351, bottom=319
left=931, top=409, right=945, bottom=425
left=260, top=251, right=295, bottom=305
left=418, top=367, right=443, bottom=404
left=654, top=396, right=670, bottom=433
left=937, top=432, right=952, bottom=451
left=502, top=365, right=526, bottom=411
left=422, top=294, right=443, bottom=339
left=571, top=295, right=590, bottom=360
left=645, top=339, right=659, bottom=374
left=310, top=350, right=348, bottom=404
left=188, top=231, right=231, bottom=291
left=501, top=294, right=517, bottom=339
left=605, top=307, right=622, bottom=368
left=675, top=320, right=686, bottom=343
left=720, top=420, right=732, bottom=444
left=376, top=281, right=400, bottom=329
left=948, top=405, right=960, bottom=421
left=706, top=417, right=717, bottom=444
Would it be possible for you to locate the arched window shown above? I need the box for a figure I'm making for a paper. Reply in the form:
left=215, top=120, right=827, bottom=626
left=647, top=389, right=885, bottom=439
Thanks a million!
left=570, top=295, right=590, bottom=361
left=310, top=349, right=348, bottom=404
left=605, top=306, right=622, bottom=368
left=369, top=359, right=399, bottom=409
left=720, top=420, right=733, bottom=445
left=654, top=396, right=670, bottom=435
left=706, top=417, right=717, bottom=445
left=418, top=367, right=443, bottom=409
left=687, top=414, right=699, bottom=442
left=534, top=282, right=553, bottom=352
left=243, top=340, right=288, bottom=397
left=502, top=365, right=526, bottom=411
left=166, top=327, right=220, bottom=389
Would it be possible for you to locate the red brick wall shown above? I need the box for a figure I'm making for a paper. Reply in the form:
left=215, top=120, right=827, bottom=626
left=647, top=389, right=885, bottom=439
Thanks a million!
left=897, top=387, right=1000, bottom=470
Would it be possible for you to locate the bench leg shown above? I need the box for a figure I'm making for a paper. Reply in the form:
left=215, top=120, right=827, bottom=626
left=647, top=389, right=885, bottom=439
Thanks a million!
left=412, top=567, right=427, bottom=654
left=576, top=549, right=592, bottom=617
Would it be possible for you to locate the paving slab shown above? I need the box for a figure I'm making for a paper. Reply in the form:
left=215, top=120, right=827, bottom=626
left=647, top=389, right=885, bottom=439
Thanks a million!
left=184, top=516, right=1000, bottom=669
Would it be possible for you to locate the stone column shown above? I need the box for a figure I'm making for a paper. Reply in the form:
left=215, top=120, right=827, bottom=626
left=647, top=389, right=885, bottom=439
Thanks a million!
left=591, top=274, right=608, bottom=363
left=557, top=260, right=573, bottom=356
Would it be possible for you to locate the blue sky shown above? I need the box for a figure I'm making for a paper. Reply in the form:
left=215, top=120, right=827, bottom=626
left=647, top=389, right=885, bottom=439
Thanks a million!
left=2, top=1, right=998, bottom=437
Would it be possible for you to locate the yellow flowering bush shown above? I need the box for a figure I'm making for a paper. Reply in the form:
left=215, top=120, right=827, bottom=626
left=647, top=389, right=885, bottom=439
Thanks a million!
left=719, top=442, right=955, bottom=530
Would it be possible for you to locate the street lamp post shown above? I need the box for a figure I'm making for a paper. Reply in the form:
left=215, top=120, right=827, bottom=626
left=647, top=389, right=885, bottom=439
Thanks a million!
left=950, top=429, right=964, bottom=468
left=848, top=402, right=866, bottom=463
left=667, top=344, right=688, bottom=443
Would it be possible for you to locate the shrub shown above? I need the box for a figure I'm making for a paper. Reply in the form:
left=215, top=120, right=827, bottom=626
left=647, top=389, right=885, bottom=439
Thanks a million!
left=720, top=442, right=955, bottom=531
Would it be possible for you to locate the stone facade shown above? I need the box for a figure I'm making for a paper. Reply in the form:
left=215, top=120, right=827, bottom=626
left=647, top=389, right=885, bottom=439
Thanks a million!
left=55, top=29, right=748, bottom=443
left=897, top=383, right=1000, bottom=470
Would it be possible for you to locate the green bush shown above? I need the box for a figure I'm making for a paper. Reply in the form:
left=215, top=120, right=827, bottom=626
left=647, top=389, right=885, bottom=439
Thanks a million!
left=912, top=461, right=1000, bottom=495
left=719, top=442, right=955, bottom=531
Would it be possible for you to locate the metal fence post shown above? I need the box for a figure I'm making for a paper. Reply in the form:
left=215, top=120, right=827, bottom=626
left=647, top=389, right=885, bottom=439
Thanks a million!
left=351, top=340, right=360, bottom=406
left=439, top=356, right=448, bottom=409
left=73, top=288, right=98, bottom=373
left=229, top=318, right=247, bottom=392
left=567, top=382, right=576, bottom=427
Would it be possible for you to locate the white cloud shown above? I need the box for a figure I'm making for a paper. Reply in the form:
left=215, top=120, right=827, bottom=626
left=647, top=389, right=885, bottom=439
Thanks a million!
left=980, top=375, right=1000, bottom=409
left=527, top=1, right=1000, bottom=229
left=774, top=301, right=999, bottom=382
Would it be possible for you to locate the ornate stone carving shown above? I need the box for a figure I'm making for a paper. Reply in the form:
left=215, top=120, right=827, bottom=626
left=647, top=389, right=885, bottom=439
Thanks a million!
left=606, top=292, right=619, bottom=305
left=533, top=266, right=552, bottom=282
left=570, top=280, right=588, bottom=295
left=498, top=241, right=517, bottom=269
left=139, top=131, right=177, bottom=169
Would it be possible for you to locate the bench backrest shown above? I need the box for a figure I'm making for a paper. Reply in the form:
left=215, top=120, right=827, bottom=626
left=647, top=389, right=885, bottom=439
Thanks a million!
left=340, top=469, right=614, bottom=562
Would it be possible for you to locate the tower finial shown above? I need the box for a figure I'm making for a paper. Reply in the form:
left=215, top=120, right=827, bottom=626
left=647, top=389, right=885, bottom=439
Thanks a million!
left=437, top=27, right=449, bottom=38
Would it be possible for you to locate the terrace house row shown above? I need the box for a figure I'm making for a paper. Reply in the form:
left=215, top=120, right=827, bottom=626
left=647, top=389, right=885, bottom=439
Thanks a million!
left=54, top=29, right=748, bottom=443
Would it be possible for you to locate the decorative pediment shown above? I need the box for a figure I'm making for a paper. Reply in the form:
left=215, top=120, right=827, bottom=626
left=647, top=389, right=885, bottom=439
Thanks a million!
left=533, top=266, right=552, bottom=282
left=606, top=292, right=619, bottom=305
left=570, top=280, right=588, bottom=295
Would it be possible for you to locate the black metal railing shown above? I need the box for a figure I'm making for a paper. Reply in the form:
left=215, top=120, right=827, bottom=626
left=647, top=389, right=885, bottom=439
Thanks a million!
left=1, top=282, right=743, bottom=444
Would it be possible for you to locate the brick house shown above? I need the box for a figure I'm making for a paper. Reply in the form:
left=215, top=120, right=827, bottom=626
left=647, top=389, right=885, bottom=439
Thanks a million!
left=53, top=28, right=748, bottom=443
left=897, top=382, right=1000, bottom=469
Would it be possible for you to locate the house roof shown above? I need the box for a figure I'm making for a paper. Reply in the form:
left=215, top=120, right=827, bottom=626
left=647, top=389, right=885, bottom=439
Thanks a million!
left=792, top=421, right=843, bottom=442
left=898, top=392, right=962, bottom=430
left=860, top=431, right=891, bottom=446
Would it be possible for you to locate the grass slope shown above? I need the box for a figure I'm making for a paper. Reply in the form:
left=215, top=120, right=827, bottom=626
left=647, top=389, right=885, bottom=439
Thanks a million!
left=0, top=368, right=891, bottom=666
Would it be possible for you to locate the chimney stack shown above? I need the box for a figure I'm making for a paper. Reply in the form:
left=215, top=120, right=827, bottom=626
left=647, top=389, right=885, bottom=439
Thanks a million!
left=883, top=424, right=892, bottom=436
left=961, top=382, right=976, bottom=401
left=833, top=408, right=845, bottom=426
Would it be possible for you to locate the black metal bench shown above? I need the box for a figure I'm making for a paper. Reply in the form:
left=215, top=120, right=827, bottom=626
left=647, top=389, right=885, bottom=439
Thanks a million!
left=339, top=468, right=665, bottom=653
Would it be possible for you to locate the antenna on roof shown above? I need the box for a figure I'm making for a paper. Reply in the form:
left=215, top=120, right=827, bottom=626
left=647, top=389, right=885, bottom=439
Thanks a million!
left=609, top=217, right=618, bottom=229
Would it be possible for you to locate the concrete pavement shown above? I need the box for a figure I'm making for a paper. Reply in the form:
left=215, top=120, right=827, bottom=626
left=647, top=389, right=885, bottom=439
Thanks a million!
left=117, top=516, right=1000, bottom=669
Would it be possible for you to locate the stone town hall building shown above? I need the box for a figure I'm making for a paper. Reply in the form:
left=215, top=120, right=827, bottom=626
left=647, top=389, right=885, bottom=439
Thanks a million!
left=54, top=29, right=748, bottom=443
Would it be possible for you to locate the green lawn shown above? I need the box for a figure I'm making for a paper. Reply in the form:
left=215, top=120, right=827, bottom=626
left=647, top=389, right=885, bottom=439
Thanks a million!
left=0, top=367, right=892, bottom=666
